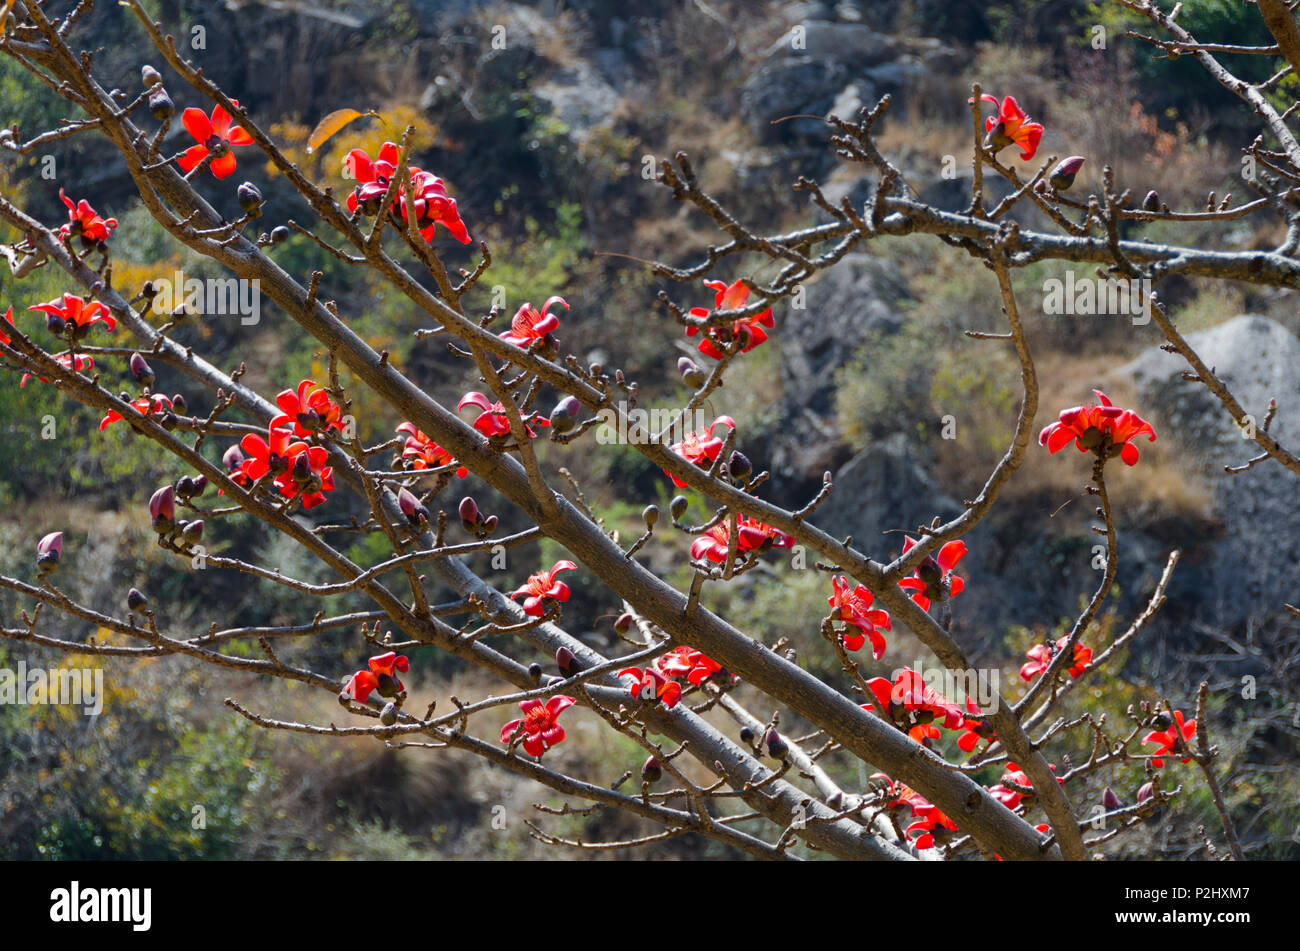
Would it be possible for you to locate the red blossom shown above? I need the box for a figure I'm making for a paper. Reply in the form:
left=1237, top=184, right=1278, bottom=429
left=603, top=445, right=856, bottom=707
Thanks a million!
left=21, top=352, right=94, bottom=388
left=689, top=514, right=790, bottom=563
left=861, top=668, right=964, bottom=744
left=1039, top=389, right=1156, bottom=467
left=1019, top=636, right=1092, bottom=681
left=58, top=189, right=117, bottom=246
left=685, top=278, right=775, bottom=360
left=274, top=379, right=345, bottom=437
left=665, top=415, right=736, bottom=488
left=29, top=294, right=115, bottom=337
left=617, top=665, right=682, bottom=708
left=1143, top=710, right=1196, bottom=768
left=395, top=422, right=467, bottom=476
left=458, top=391, right=550, bottom=439
left=976, top=94, right=1044, bottom=160
left=897, top=537, right=967, bottom=612
left=99, top=393, right=172, bottom=430
left=274, top=442, right=336, bottom=510
left=509, top=560, right=577, bottom=617
left=955, top=697, right=995, bottom=753
left=178, top=101, right=254, bottom=179
left=238, top=423, right=297, bottom=481
left=0, top=306, right=12, bottom=347
left=500, top=695, right=575, bottom=757
left=342, top=651, right=410, bottom=704
left=344, top=142, right=471, bottom=243
left=500, top=296, right=568, bottom=348
left=658, top=646, right=727, bottom=687
left=827, top=576, right=891, bottom=659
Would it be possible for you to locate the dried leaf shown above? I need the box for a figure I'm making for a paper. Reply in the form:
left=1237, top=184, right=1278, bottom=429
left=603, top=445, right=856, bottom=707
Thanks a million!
left=305, top=108, right=371, bottom=154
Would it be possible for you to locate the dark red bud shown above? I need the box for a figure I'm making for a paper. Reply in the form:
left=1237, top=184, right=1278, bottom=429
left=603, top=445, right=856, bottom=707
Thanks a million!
left=556, top=646, right=581, bottom=679
left=130, top=352, right=155, bottom=387
left=641, top=756, right=663, bottom=784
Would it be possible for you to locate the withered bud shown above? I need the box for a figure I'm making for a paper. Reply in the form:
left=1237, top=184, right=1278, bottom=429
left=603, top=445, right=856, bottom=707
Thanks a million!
left=642, top=504, right=659, bottom=529
left=380, top=702, right=399, bottom=726
left=669, top=495, right=689, bottom=521
left=677, top=356, right=707, bottom=389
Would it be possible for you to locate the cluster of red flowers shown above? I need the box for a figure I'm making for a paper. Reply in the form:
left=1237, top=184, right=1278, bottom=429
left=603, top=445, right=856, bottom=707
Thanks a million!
left=861, top=668, right=965, bottom=747
left=685, top=278, right=775, bottom=361
left=691, top=514, right=793, bottom=563
left=619, top=645, right=730, bottom=709
left=344, top=141, right=471, bottom=244
left=220, top=380, right=341, bottom=509
left=874, top=774, right=959, bottom=850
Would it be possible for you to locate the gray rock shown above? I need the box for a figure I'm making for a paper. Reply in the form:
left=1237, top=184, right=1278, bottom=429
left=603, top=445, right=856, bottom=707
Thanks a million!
left=759, top=20, right=894, bottom=68
left=777, top=252, right=912, bottom=418
left=1114, top=315, right=1300, bottom=630
left=740, top=56, right=854, bottom=142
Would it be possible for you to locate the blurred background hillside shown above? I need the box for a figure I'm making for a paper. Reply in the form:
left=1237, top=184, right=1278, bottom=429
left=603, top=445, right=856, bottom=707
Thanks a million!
left=0, top=0, right=1296, bottom=859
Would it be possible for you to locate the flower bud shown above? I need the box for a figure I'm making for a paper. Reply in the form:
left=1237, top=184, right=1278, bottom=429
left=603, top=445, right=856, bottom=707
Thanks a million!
left=556, top=646, right=581, bottom=679
left=223, top=444, right=246, bottom=473
left=141, top=65, right=163, bottom=88
left=269, top=225, right=289, bottom=245
left=641, top=756, right=663, bottom=784
left=458, top=496, right=481, bottom=532
left=669, top=495, right=689, bottom=520
left=180, top=519, right=204, bottom=546
left=1102, top=787, right=1121, bottom=811
left=36, top=531, right=63, bottom=574
left=379, top=702, right=399, bottom=726
left=764, top=727, right=788, bottom=760
left=725, top=450, right=751, bottom=482
left=397, top=487, right=429, bottom=526
left=149, top=485, right=176, bottom=531
left=45, top=312, right=66, bottom=336
left=549, top=395, right=581, bottom=433
left=148, top=87, right=174, bottom=122
left=291, top=451, right=312, bottom=485
left=1048, top=155, right=1085, bottom=191
left=237, top=181, right=263, bottom=215
left=190, top=474, right=208, bottom=496
left=984, top=119, right=1012, bottom=153
left=1136, top=781, right=1155, bottom=804
left=175, top=476, right=196, bottom=498
left=528, top=662, right=543, bottom=683
left=614, top=612, right=633, bottom=635
left=677, top=356, right=707, bottom=388
left=642, top=504, right=659, bottom=529
left=130, top=352, right=155, bottom=387
left=127, top=587, right=149, bottom=612
left=1142, top=189, right=1160, bottom=212
left=1152, top=711, right=1172, bottom=731
left=171, top=393, right=187, bottom=415
left=739, top=726, right=754, bottom=744
left=481, top=514, right=498, bottom=535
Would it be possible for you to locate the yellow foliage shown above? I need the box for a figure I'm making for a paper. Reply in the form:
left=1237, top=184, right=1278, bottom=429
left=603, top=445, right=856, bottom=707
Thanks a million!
left=266, top=104, right=440, bottom=187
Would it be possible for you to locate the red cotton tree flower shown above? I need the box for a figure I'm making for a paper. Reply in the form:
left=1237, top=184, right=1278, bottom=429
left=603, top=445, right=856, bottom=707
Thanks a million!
left=665, top=416, right=736, bottom=487
left=395, top=422, right=468, bottom=476
left=1020, top=636, right=1092, bottom=681
left=897, top=537, right=967, bottom=612
left=29, top=294, right=115, bottom=338
left=178, top=101, right=255, bottom=179
left=976, top=94, right=1044, bottom=160
left=500, top=296, right=569, bottom=348
left=510, top=560, right=577, bottom=616
left=1144, top=711, right=1197, bottom=768
left=686, top=278, right=775, bottom=360
left=500, top=696, right=575, bottom=757
left=58, top=189, right=117, bottom=246
left=1039, top=390, right=1157, bottom=467
left=827, top=576, right=891, bottom=659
